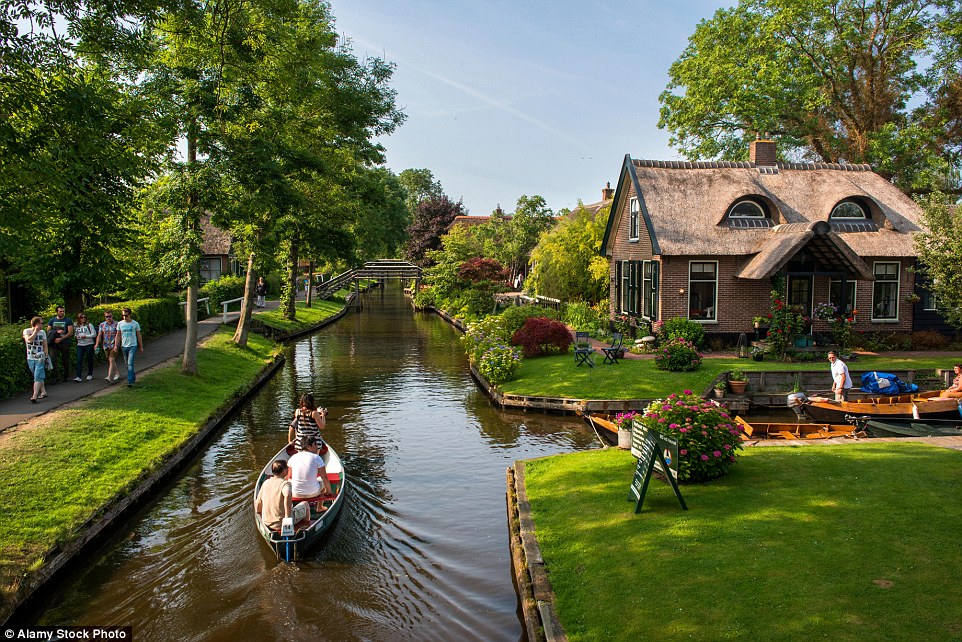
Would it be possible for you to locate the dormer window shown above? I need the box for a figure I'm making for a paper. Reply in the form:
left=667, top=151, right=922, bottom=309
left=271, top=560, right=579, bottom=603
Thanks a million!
left=726, top=198, right=772, bottom=228
left=830, top=200, right=866, bottom=219
left=728, top=200, right=766, bottom=218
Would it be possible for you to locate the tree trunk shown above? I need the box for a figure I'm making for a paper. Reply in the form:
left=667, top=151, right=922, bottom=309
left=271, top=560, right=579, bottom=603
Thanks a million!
left=233, top=252, right=256, bottom=347
left=306, top=260, right=314, bottom=308
left=284, top=238, right=298, bottom=320
left=182, top=279, right=199, bottom=375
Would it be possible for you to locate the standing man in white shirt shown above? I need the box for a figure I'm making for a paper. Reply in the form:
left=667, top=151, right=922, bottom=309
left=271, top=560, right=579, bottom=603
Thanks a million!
left=828, top=351, right=853, bottom=401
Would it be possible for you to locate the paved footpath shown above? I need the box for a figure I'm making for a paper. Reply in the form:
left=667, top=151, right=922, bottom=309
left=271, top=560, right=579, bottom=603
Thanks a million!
left=0, top=301, right=285, bottom=432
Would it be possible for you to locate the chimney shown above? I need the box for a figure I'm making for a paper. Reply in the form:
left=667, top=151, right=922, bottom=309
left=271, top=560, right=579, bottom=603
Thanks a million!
left=601, top=181, right=614, bottom=201
left=749, top=133, right=777, bottom=167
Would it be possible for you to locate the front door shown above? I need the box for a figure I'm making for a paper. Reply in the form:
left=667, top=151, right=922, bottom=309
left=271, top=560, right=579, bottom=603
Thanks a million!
left=787, top=275, right=813, bottom=328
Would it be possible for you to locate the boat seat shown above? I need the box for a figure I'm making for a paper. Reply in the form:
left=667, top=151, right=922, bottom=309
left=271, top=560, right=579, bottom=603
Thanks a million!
left=777, top=431, right=799, bottom=440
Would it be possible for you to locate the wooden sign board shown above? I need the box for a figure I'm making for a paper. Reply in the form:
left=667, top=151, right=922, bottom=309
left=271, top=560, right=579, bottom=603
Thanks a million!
left=631, top=419, right=679, bottom=481
left=627, top=425, right=687, bottom=514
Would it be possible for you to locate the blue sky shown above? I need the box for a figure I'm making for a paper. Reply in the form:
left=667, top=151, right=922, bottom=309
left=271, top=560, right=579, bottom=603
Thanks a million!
left=333, top=0, right=733, bottom=215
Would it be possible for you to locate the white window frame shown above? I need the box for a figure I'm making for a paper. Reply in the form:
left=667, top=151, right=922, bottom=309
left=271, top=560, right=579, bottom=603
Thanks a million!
left=628, top=197, right=639, bottom=241
left=728, top=200, right=766, bottom=218
left=831, top=201, right=867, bottom=219
left=688, top=260, right=718, bottom=323
left=872, top=261, right=900, bottom=321
left=829, top=278, right=857, bottom=314
left=642, top=260, right=659, bottom=320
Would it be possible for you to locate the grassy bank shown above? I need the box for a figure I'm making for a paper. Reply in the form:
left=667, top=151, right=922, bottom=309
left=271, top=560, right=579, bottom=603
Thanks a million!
left=256, top=299, right=346, bottom=333
left=524, top=445, right=962, bottom=641
left=500, top=354, right=951, bottom=399
left=0, top=328, right=278, bottom=608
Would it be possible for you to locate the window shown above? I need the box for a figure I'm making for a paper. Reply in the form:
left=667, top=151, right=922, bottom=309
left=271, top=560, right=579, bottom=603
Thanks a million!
left=830, top=201, right=866, bottom=219
left=688, top=261, right=717, bottom=321
left=199, top=258, right=222, bottom=285
left=728, top=200, right=766, bottom=218
left=642, top=260, right=659, bottom=320
left=921, top=288, right=938, bottom=311
left=872, top=262, right=899, bottom=320
left=629, top=198, right=639, bottom=240
left=829, top=279, right=857, bottom=314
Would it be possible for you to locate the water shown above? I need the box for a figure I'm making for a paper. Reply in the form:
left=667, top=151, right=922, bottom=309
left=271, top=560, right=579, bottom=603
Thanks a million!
left=32, top=284, right=597, bottom=641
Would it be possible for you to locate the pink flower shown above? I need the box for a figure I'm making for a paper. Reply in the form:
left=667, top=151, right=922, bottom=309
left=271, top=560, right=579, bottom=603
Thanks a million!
left=658, top=418, right=665, bottom=423
left=680, top=449, right=688, bottom=455
left=714, top=450, right=722, bottom=457
left=724, top=443, right=731, bottom=450
left=669, top=423, right=679, bottom=429
left=679, top=427, right=689, bottom=433
left=701, top=454, right=709, bottom=461
left=683, top=389, right=693, bottom=395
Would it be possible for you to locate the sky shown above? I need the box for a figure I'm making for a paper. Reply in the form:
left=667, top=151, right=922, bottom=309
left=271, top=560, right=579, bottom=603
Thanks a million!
left=332, top=0, right=734, bottom=215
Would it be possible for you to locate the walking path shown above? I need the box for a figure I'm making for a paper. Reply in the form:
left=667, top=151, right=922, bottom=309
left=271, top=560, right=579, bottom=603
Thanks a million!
left=0, top=302, right=282, bottom=432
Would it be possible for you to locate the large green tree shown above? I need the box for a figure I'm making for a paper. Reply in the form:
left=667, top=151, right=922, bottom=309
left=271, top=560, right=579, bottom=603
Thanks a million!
left=659, top=0, right=960, bottom=192
left=527, top=203, right=610, bottom=304
left=914, top=195, right=962, bottom=329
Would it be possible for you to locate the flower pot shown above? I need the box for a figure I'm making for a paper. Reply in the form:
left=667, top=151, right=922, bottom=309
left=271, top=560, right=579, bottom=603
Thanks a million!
left=728, top=380, right=748, bottom=394
left=714, top=388, right=726, bottom=399
left=617, top=428, right=632, bottom=449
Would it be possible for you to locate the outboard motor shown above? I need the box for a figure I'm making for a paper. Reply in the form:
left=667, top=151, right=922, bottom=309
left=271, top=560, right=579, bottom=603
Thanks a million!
left=787, top=391, right=807, bottom=419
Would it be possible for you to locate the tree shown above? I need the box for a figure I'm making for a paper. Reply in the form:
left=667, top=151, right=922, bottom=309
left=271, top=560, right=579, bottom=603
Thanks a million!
left=405, top=195, right=465, bottom=266
left=398, top=168, right=443, bottom=215
left=527, top=203, right=610, bottom=304
left=659, top=0, right=958, bottom=191
left=914, top=194, right=962, bottom=328
left=488, top=194, right=554, bottom=280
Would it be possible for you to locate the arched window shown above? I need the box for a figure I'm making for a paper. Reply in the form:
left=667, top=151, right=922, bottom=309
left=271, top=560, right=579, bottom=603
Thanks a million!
left=830, top=200, right=866, bottom=219
left=728, top=200, right=766, bottom=218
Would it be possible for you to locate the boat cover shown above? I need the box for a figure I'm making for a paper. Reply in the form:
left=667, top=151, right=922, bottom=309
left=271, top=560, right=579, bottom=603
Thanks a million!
left=860, top=371, right=919, bottom=395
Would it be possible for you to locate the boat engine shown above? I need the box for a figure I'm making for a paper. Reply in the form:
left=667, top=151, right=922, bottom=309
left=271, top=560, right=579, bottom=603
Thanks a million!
left=787, top=391, right=807, bottom=418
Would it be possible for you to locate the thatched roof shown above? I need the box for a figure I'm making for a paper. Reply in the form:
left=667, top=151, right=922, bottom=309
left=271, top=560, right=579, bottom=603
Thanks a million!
left=736, top=221, right=875, bottom=280
left=200, top=212, right=232, bottom=255
left=602, top=156, right=923, bottom=259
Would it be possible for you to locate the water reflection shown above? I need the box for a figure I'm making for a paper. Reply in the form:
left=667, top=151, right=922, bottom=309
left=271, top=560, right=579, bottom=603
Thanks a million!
left=33, top=283, right=596, bottom=641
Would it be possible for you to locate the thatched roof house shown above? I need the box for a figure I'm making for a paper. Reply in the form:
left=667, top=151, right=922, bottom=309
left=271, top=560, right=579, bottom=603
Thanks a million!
left=199, top=212, right=234, bottom=284
left=600, top=140, right=943, bottom=337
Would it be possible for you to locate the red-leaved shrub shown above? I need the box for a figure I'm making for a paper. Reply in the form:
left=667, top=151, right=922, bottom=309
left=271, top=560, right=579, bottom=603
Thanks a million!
left=458, top=257, right=508, bottom=284
left=511, top=317, right=573, bottom=357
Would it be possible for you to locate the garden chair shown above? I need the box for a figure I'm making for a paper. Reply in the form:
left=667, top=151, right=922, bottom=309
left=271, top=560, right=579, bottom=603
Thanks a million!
left=574, top=331, right=595, bottom=368
left=601, top=332, right=625, bottom=365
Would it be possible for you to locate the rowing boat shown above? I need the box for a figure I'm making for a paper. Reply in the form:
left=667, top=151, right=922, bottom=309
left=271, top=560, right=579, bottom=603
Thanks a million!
left=253, top=442, right=346, bottom=562
left=799, top=390, right=962, bottom=424
left=848, top=416, right=962, bottom=438
left=734, top=416, right=857, bottom=440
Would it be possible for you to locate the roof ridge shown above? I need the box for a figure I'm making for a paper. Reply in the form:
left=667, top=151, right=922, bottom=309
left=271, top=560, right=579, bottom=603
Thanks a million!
left=631, top=159, right=873, bottom=171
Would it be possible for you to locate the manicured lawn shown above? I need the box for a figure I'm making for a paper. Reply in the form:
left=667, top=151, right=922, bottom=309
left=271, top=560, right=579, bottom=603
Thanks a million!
left=256, top=299, right=345, bottom=332
left=0, top=328, right=277, bottom=606
left=499, top=353, right=951, bottom=399
left=524, top=444, right=962, bottom=641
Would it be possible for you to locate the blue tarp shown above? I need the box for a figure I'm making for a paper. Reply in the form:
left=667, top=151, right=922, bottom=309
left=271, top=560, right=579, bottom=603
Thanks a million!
left=860, top=371, right=919, bottom=395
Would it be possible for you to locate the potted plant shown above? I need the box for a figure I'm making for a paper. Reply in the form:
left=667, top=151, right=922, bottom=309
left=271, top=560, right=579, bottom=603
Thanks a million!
left=713, top=380, right=727, bottom=398
left=728, top=370, right=748, bottom=394
left=752, top=315, right=769, bottom=329
left=613, top=411, right=637, bottom=449
left=787, top=374, right=806, bottom=407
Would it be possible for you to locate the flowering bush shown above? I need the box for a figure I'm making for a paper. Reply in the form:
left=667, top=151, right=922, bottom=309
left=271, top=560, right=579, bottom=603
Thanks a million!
left=511, top=317, right=573, bottom=357
left=654, top=337, right=703, bottom=371
left=638, top=391, right=744, bottom=482
left=766, top=284, right=806, bottom=358
left=614, top=411, right=638, bottom=431
left=651, top=320, right=665, bottom=337
left=477, top=344, right=522, bottom=384
left=813, top=301, right=838, bottom=322
left=462, top=316, right=510, bottom=364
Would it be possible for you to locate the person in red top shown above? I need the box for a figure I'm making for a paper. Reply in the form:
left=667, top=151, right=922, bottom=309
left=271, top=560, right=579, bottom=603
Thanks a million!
left=940, top=363, right=962, bottom=399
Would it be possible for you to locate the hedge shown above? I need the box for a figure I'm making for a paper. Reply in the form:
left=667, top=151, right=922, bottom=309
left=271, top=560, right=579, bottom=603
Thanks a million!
left=0, top=297, right=184, bottom=401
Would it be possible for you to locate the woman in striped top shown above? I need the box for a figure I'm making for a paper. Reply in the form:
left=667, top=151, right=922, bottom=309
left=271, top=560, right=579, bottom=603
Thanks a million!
left=288, top=393, right=327, bottom=451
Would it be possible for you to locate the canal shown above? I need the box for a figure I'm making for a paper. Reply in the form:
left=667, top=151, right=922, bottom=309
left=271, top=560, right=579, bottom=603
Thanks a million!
left=33, top=283, right=597, bottom=640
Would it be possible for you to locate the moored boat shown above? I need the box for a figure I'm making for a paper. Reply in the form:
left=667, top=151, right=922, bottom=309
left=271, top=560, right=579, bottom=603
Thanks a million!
left=581, top=413, right=619, bottom=446
left=253, top=442, right=346, bottom=562
left=799, top=390, right=962, bottom=424
left=849, top=416, right=962, bottom=438
left=735, top=416, right=857, bottom=440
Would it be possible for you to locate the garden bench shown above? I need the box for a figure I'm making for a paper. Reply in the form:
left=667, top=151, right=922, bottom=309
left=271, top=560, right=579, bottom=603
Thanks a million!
left=574, top=331, right=595, bottom=368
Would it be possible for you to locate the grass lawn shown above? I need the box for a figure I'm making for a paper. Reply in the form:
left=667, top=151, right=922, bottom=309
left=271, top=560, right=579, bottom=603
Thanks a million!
left=500, top=353, right=952, bottom=399
left=524, top=444, right=962, bottom=641
left=256, top=299, right=345, bottom=332
left=0, top=328, right=277, bottom=606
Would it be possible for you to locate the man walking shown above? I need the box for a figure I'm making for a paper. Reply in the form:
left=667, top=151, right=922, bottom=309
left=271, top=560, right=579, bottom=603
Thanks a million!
left=828, top=351, right=852, bottom=401
left=46, top=305, right=74, bottom=384
left=114, top=308, right=143, bottom=387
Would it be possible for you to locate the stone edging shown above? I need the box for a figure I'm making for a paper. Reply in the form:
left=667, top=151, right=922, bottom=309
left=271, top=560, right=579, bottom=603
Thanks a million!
left=506, top=461, right=567, bottom=642
left=2, top=351, right=286, bottom=625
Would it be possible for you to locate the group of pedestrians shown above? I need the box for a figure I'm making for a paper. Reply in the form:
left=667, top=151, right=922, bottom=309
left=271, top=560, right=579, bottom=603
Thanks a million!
left=21, top=306, right=144, bottom=403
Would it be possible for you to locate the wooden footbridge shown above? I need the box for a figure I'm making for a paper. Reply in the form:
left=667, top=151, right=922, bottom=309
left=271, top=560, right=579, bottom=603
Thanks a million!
left=317, top=259, right=422, bottom=307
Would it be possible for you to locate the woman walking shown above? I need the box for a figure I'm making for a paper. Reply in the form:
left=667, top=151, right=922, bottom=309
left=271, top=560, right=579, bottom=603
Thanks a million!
left=22, top=316, right=48, bottom=403
left=73, top=313, right=97, bottom=381
left=95, top=309, right=120, bottom=382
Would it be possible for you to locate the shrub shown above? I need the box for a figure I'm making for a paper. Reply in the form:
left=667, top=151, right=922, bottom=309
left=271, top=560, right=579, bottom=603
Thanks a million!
left=910, top=330, right=950, bottom=351
left=614, top=411, right=639, bottom=431
left=662, top=316, right=705, bottom=347
left=458, top=257, right=508, bottom=284
left=562, top=301, right=606, bottom=335
left=500, top=305, right=561, bottom=335
left=654, top=337, right=703, bottom=371
left=412, top=287, right=436, bottom=310
left=511, top=317, right=573, bottom=357
left=462, top=315, right=511, bottom=364
left=639, top=391, right=743, bottom=482
left=193, top=275, right=247, bottom=317
left=477, top=344, right=522, bottom=384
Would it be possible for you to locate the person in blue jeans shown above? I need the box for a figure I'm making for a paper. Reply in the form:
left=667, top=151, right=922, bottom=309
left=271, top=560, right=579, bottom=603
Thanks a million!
left=114, top=308, right=143, bottom=387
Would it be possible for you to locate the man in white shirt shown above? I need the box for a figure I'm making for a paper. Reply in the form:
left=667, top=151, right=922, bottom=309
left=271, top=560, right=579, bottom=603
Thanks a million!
left=288, top=436, right=333, bottom=503
left=828, top=351, right=853, bottom=401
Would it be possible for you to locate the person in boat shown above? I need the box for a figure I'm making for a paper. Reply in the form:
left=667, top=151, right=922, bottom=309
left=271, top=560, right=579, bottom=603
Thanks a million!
left=940, top=363, right=962, bottom=399
left=288, top=393, right=327, bottom=452
left=255, top=459, right=310, bottom=532
left=828, top=351, right=852, bottom=401
left=288, top=436, right=334, bottom=510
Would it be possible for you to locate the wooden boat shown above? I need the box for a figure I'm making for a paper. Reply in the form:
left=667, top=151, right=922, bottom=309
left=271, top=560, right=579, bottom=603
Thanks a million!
left=849, top=416, right=962, bottom=438
left=735, top=416, right=858, bottom=441
left=581, top=413, right=619, bottom=445
left=253, top=443, right=346, bottom=562
left=799, top=390, right=962, bottom=424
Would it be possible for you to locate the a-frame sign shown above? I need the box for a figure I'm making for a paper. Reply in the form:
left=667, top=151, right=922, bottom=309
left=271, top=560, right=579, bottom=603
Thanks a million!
left=627, top=422, right=688, bottom=514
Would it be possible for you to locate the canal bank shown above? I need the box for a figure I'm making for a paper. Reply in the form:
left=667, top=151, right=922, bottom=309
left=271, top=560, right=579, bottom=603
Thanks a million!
left=0, top=296, right=356, bottom=626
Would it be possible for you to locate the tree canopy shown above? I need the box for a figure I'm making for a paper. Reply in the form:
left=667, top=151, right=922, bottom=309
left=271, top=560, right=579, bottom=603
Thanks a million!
left=914, top=195, right=962, bottom=329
